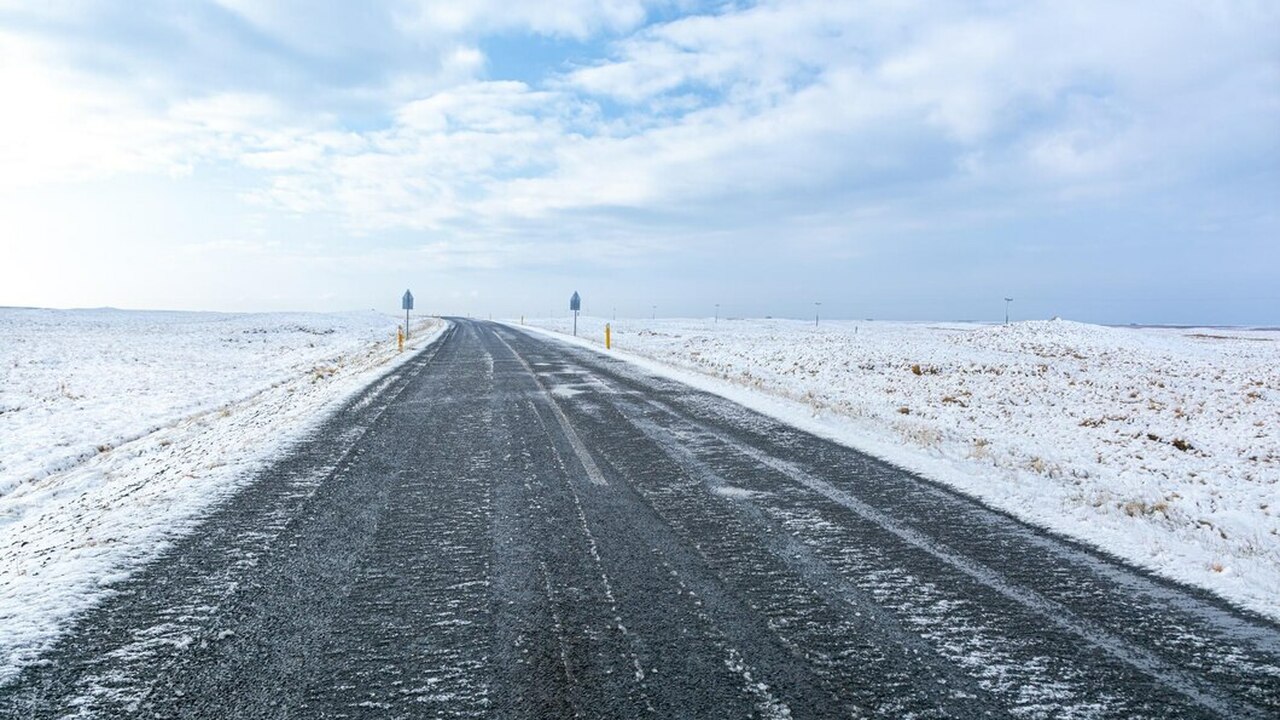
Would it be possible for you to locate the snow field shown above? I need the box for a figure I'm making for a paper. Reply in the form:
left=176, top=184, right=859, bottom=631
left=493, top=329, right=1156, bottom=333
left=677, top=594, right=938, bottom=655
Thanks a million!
left=0, top=308, right=445, bottom=684
left=2, top=309, right=411, bottom=496
left=521, top=316, right=1280, bottom=620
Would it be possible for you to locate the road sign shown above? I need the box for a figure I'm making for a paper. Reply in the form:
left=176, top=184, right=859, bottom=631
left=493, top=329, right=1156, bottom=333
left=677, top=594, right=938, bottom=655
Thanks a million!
left=402, top=290, right=414, bottom=340
left=569, top=292, right=581, bottom=312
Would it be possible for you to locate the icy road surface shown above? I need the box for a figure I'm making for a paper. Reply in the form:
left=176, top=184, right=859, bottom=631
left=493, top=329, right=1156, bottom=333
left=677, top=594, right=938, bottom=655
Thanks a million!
left=3, top=320, right=1277, bottom=718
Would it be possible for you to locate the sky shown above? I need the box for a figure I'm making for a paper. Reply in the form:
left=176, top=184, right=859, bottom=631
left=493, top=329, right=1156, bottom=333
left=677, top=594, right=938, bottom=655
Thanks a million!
left=1, top=1, right=1277, bottom=325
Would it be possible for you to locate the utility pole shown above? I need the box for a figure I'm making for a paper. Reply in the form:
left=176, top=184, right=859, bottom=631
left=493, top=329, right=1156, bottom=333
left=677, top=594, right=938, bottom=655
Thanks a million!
left=815, top=301, right=822, bottom=327
left=715, top=303, right=720, bottom=325
left=651, top=305, right=657, bottom=320
left=1004, top=297, right=1014, bottom=325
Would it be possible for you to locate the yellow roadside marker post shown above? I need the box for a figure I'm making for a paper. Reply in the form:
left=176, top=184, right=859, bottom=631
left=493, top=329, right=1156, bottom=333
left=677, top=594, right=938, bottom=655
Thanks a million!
left=605, top=323, right=611, bottom=350
left=397, top=326, right=405, bottom=352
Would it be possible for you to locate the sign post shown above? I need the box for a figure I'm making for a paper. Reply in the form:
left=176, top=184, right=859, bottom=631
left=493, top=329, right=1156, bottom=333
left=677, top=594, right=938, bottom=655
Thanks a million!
left=402, top=289, right=414, bottom=339
left=570, top=291, right=581, bottom=336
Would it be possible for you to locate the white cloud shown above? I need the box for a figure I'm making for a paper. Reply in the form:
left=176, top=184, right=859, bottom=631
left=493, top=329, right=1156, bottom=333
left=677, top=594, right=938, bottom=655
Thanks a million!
left=0, top=33, right=189, bottom=188
left=169, top=93, right=289, bottom=134
left=1, top=0, right=1277, bottom=292
left=189, top=0, right=1274, bottom=260
left=396, top=0, right=653, bottom=39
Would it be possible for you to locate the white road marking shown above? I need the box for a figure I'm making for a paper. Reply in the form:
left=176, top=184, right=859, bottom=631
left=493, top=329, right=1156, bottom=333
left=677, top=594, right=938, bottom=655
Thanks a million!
left=493, top=333, right=608, bottom=487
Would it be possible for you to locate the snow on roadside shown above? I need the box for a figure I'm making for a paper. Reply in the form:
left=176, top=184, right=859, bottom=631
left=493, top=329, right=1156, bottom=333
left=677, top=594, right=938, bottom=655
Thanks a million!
left=520, top=316, right=1280, bottom=620
left=0, top=308, right=445, bottom=684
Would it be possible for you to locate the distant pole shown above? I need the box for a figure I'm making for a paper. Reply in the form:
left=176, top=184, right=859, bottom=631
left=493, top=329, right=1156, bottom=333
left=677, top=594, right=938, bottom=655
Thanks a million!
left=612, top=307, right=617, bottom=321
left=715, top=303, right=720, bottom=324
left=652, top=305, right=657, bottom=320
left=815, top=301, right=822, bottom=327
left=1004, top=297, right=1014, bottom=325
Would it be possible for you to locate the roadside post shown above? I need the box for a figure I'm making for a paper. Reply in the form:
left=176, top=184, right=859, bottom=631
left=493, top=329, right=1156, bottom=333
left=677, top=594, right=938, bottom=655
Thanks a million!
left=397, top=326, right=404, bottom=352
left=402, top=289, right=414, bottom=339
left=570, top=291, right=581, bottom=336
left=605, top=323, right=611, bottom=350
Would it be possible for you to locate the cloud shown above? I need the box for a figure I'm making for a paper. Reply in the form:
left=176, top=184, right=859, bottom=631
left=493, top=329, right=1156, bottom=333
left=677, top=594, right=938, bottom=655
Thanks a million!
left=395, top=0, right=653, bottom=39
left=0, top=32, right=191, bottom=188
left=562, top=0, right=1277, bottom=185
left=1, top=0, right=1277, bottom=295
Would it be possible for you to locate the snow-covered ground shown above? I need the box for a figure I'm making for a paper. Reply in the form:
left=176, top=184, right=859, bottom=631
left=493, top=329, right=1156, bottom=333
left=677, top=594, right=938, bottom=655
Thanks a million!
left=521, top=316, right=1280, bottom=620
left=0, top=308, right=445, bottom=684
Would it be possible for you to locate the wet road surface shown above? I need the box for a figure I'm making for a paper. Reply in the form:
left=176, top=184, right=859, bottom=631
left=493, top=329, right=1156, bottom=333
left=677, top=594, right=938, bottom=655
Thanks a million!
left=3, top=319, right=1279, bottom=718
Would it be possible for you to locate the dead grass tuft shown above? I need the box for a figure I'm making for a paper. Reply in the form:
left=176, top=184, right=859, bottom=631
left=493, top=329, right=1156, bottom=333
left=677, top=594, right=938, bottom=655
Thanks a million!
left=1122, top=500, right=1171, bottom=518
left=1079, top=414, right=1127, bottom=428
left=311, top=366, right=338, bottom=382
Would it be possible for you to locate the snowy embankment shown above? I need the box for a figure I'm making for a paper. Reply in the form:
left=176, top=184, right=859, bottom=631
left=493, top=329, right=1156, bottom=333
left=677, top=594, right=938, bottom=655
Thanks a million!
left=0, top=308, right=444, bottom=684
left=522, top=316, right=1280, bottom=620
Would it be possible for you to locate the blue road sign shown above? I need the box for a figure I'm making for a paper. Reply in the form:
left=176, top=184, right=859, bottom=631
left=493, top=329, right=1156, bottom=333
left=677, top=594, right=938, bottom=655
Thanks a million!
left=402, top=290, right=414, bottom=311
left=570, top=291, right=581, bottom=312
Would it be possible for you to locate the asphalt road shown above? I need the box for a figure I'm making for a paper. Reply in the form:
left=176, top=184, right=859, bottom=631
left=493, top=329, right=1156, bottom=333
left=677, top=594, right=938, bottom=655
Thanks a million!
left=3, top=319, right=1278, bottom=718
